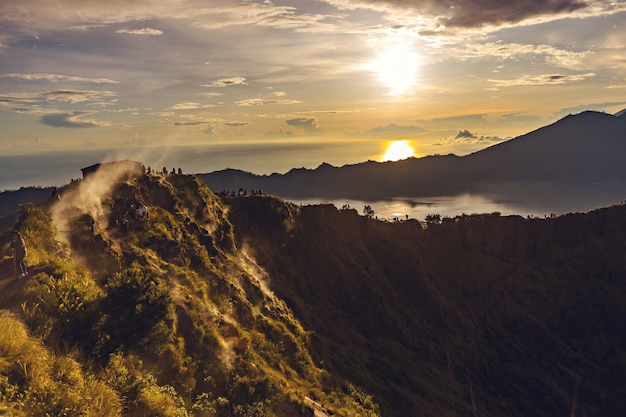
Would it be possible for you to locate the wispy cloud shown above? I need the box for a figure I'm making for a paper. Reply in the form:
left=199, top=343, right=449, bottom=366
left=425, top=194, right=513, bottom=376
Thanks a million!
left=189, top=2, right=330, bottom=31
left=39, top=90, right=118, bottom=104
left=0, top=73, right=119, bottom=84
left=0, top=90, right=117, bottom=109
left=167, top=102, right=216, bottom=110
left=461, top=43, right=591, bottom=69
left=173, top=121, right=208, bottom=126
left=235, top=98, right=302, bottom=106
left=202, top=77, right=247, bottom=88
left=115, top=28, right=163, bottom=35
left=488, top=72, right=596, bottom=88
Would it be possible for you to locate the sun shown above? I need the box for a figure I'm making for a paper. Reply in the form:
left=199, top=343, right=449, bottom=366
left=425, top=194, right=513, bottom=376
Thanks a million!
left=382, top=140, right=415, bottom=162
left=372, top=42, right=420, bottom=95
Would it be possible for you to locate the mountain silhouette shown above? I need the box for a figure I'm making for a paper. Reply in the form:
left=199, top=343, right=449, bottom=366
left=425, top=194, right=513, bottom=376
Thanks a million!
left=199, top=110, right=626, bottom=201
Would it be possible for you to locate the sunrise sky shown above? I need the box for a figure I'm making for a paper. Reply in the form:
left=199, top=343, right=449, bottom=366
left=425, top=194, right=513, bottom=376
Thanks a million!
left=1, top=0, right=625, bottom=172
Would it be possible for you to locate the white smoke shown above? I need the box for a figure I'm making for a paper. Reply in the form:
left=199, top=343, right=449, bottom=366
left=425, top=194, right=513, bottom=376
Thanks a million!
left=50, top=161, right=142, bottom=242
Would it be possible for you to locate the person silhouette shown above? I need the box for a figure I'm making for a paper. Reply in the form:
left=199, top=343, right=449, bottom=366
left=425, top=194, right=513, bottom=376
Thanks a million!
left=11, top=231, right=28, bottom=279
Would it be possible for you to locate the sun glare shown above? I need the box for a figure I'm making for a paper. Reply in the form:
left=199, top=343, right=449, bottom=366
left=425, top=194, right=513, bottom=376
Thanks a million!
left=373, top=43, right=420, bottom=95
left=382, top=140, right=415, bottom=162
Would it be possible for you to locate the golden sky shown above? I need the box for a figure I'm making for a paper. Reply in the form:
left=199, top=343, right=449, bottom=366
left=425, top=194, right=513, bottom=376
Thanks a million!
left=1, top=0, right=625, bottom=171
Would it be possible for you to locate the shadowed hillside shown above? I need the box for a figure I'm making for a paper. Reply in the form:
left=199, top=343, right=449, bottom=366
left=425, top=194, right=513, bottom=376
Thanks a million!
left=1, top=167, right=626, bottom=416
left=224, top=196, right=626, bottom=417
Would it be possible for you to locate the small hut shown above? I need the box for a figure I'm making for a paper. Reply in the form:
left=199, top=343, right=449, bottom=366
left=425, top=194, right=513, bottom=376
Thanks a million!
left=80, top=160, right=143, bottom=179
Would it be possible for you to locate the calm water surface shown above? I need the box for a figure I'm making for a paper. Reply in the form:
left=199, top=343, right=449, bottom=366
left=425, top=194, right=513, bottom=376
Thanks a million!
left=288, top=185, right=626, bottom=222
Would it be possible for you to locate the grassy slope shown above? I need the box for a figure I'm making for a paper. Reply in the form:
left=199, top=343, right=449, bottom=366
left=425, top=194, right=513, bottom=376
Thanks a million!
left=225, top=197, right=626, bottom=417
left=0, top=173, right=379, bottom=417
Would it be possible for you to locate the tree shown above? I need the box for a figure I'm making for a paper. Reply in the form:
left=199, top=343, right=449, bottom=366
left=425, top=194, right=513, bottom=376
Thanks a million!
left=363, top=205, right=375, bottom=218
left=424, top=213, right=441, bottom=224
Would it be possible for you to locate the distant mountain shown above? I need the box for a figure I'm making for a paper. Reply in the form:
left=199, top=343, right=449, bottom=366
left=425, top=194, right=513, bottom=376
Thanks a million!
left=199, top=110, right=626, bottom=200
left=462, top=110, right=626, bottom=183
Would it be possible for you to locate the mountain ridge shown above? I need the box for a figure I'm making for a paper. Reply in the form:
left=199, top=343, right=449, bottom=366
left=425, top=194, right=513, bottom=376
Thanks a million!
left=199, top=110, right=626, bottom=201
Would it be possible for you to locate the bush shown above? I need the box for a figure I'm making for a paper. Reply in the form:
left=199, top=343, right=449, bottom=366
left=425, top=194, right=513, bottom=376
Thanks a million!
left=100, top=267, right=172, bottom=355
left=23, top=272, right=104, bottom=351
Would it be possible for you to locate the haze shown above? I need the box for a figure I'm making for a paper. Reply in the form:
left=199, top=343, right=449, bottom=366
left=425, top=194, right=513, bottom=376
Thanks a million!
left=1, top=0, right=625, bottom=171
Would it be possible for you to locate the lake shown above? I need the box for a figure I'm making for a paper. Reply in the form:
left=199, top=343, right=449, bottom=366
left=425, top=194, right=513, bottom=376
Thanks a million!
left=288, top=182, right=626, bottom=222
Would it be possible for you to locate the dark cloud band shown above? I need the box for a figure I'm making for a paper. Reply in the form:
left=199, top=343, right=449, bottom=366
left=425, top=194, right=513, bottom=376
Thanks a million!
left=327, top=0, right=589, bottom=28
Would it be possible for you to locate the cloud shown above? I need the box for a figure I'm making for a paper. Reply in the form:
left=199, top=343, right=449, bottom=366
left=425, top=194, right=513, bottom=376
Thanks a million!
left=167, top=102, right=217, bottom=110
left=173, top=121, right=207, bottom=126
left=188, top=2, right=330, bottom=31
left=115, top=28, right=163, bottom=35
left=365, top=123, right=425, bottom=136
left=286, top=117, right=321, bottom=131
left=0, top=90, right=118, bottom=112
left=204, top=125, right=217, bottom=135
left=224, top=121, right=250, bottom=127
left=202, top=77, right=247, bottom=88
left=455, top=129, right=477, bottom=139
left=421, top=114, right=486, bottom=125
left=0, top=73, right=118, bottom=84
left=39, top=90, right=118, bottom=104
left=488, top=72, right=595, bottom=88
left=460, top=43, right=590, bottom=69
left=40, top=112, right=103, bottom=128
left=447, top=130, right=505, bottom=144
left=235, top=98, right=302, bottom=106
left=0, top=1, right=337, bottom=36
left=476, top=135, right=505, bottom=142
left=322, top=0, right=622, bottom=31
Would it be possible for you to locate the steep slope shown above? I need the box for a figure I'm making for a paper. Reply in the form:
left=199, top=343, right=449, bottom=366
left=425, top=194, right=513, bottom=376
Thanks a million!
left=463, top=110, right=626, bottom=182
left=225, top=196, right=626, bottom=417
left=0, top=171, right=380, bottom=417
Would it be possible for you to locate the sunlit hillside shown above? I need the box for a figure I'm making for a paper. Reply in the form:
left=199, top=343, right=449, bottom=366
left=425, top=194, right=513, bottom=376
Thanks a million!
left=1, top=166, right=626, bottom=417
left=0, top=169, right=378, bottom=417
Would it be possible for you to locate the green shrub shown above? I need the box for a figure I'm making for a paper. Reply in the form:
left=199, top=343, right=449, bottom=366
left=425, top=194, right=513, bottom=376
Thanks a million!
left=101, top=267, right=172, bottom=355
left=23, top=271, right=104, bottom=352
left=104, top=353, right=188, bottom=417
